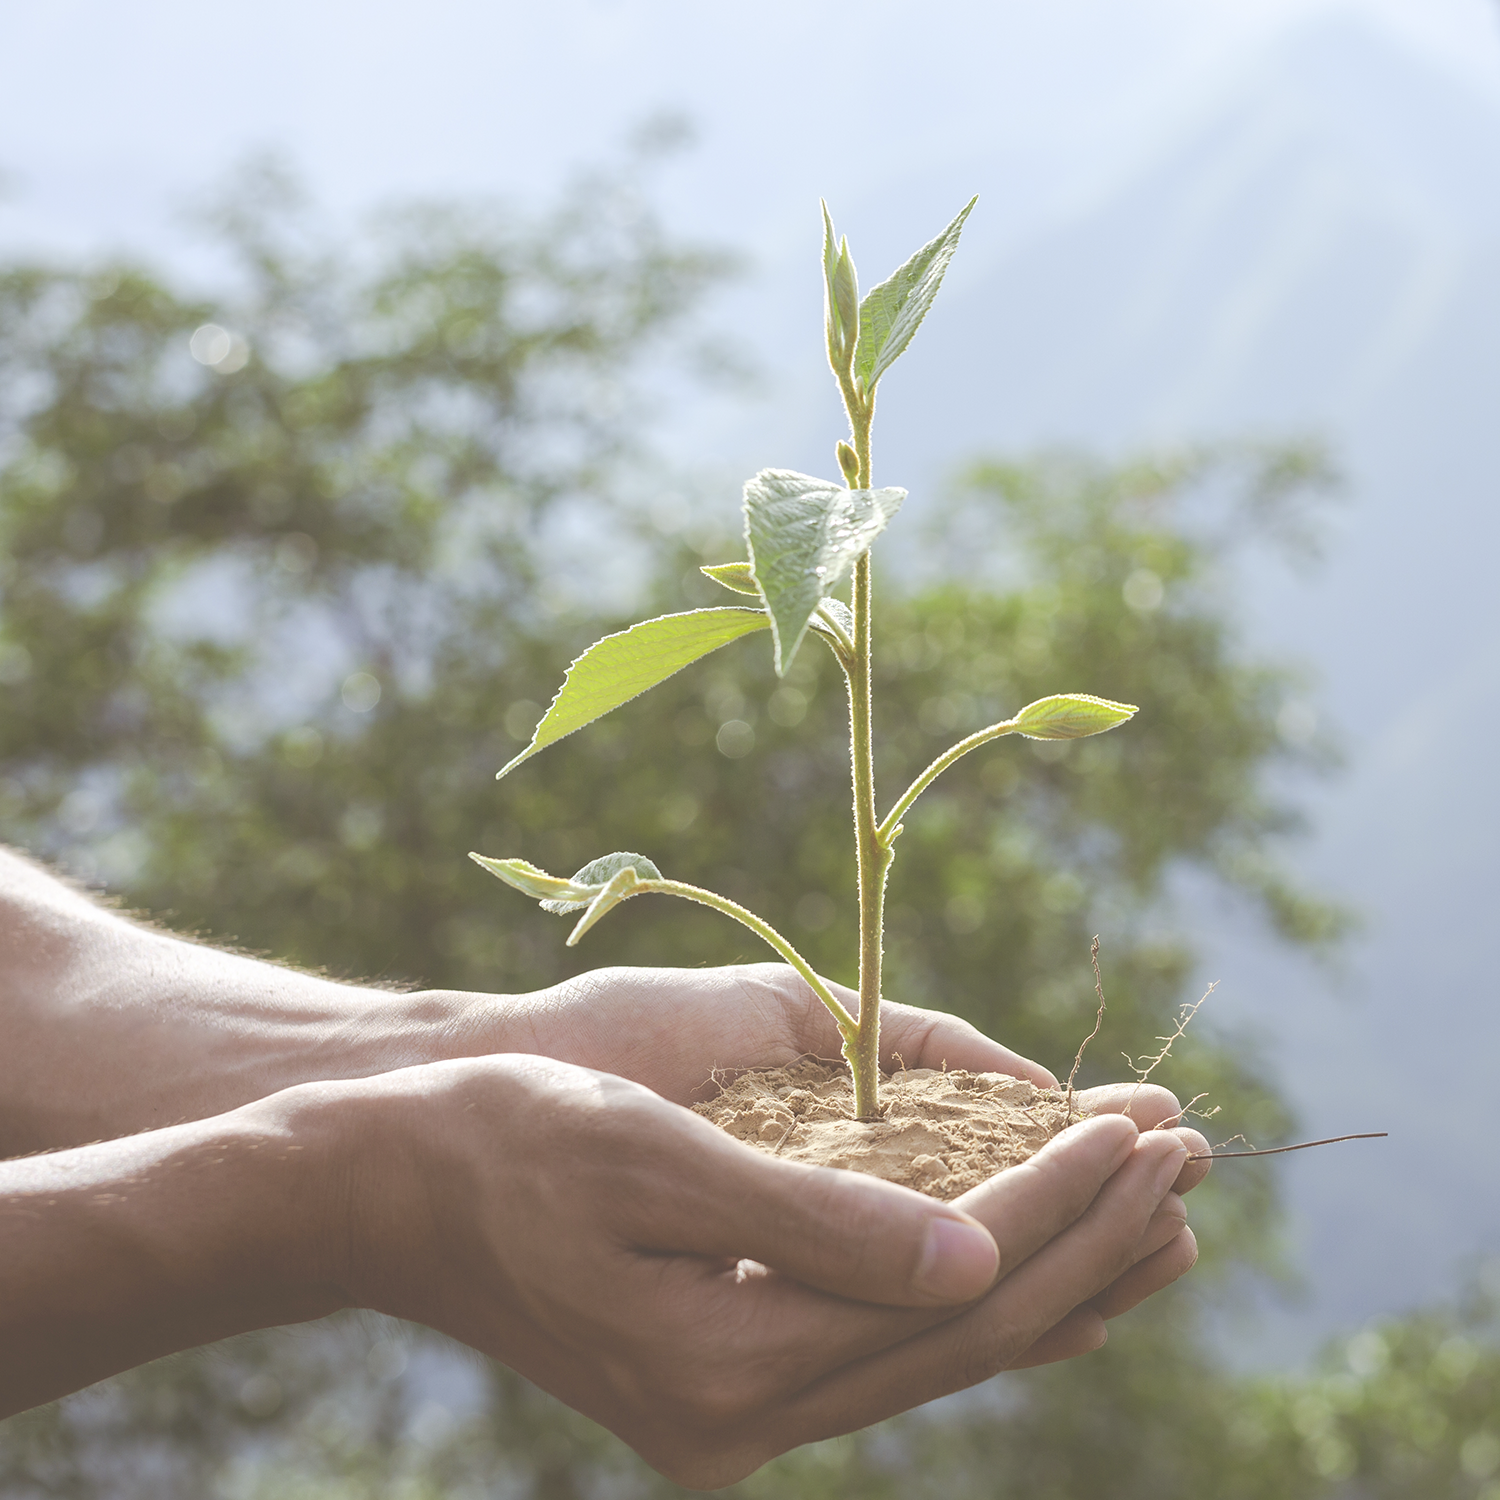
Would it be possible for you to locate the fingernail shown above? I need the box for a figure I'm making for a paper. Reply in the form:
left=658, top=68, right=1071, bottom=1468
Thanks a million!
left=1153, top=1140, right=1189, bottom=1195
left=915, top=1216, right=999, bottom=1302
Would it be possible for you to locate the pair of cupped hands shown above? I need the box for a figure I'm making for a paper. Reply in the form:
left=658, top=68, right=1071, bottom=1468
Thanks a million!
left=358, top=963, right=1208, bottom=1489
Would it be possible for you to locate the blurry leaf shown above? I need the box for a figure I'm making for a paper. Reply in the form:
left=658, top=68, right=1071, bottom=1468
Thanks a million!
left=1013, top=693, right=1138, bottom=740
left=496, top=609, right=769, bottom=777
left=743, top=469, right=905, bottom=674
left=853, top=196, right=976, bottom=392
left=700, top=561, right=758, bottom=595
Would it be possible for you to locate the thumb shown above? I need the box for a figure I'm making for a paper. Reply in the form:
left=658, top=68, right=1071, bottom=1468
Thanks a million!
left=654, top=1119, right=1000, bottom=1308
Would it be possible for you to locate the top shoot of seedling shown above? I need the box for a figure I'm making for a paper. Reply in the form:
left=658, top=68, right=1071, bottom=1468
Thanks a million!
left=471, top=199, right=1138, bottom=1118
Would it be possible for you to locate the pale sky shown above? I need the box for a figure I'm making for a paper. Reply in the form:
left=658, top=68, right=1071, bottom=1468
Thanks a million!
left=2, top=0, right=1497, bottom=263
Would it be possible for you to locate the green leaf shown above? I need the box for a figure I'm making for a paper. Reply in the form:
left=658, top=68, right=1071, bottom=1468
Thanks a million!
left=832, top=237, right=859, bottom=361
left=810, top=597, right=855, bottom=644
left=821, top=201, right=848, bottom=368
left=853, top=196, right=976, bottom=392
left=496, top=609, right=769, bottom=778
left=743, top=469, right=905, bottom=675
left=700, top=561, right=759, bottom=596
left=547, top=850, right=663, bottom=911
left=467, top=850, right=662, bottom=916
left=705, top=566, right=854, bottom=645
left=566, top=867, right=642, bottom=945
left=1013, top=693, right=1139, bottom=740
left=467, top=854, right=593, bottom=905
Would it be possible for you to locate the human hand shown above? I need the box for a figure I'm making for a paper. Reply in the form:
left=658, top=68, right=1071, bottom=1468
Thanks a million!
left=434, top=961, right=1209, bottom=1361
left=466, top=959, right=1060, bottom=1105
left=326, top=1048, right=1200, bottom=1489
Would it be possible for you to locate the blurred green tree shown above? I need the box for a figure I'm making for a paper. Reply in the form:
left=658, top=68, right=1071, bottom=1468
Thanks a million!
left=0, top=157, right=1399, bottom=1499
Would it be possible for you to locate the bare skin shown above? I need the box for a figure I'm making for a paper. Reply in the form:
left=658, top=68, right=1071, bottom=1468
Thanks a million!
left=0, top=848, right=1207, bottom=1488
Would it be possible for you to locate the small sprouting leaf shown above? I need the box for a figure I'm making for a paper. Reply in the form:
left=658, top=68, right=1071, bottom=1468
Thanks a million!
left=853, top=196, right=976, bottom=392
left=566, top=867, right=642, bottom=945
left=809, top=597, right=855, bottom=644
left=822, top=201, right=849, bottom=368
left=468, top=854, right=594, bottom=906
left=467, top=850, right=663, bottom=916
left=496, top=609, right=770, bottom=778
left=1013, top=693, right=1139, bottom=740
left=743, top=469, right=905, bottom=675
left=545, top=851, right=663, bottom=911
left=832, top=237, right=859, bottom=358
left=836, top=441, right=860, bottom=485
left=700, top=561, right=759, bottom=596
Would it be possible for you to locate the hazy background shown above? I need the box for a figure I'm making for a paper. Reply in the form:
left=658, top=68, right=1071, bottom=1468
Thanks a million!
left=4, top=0, right=1497, bottom=1368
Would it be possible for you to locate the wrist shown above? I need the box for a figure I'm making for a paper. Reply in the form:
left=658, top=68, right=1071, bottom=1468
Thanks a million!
left=0, top=1083, right=352, bottom=1417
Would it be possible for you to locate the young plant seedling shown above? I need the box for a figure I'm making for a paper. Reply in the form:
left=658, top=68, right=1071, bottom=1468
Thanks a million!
left=471, top=198, right=1138, bottom=1119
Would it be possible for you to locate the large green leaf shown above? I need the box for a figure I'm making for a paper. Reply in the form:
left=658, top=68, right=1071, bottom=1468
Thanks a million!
left=742, top=469, right=906, bottom=674
left=1013, top=693, right=1138, bottom=740
left=495, top=609, right=769, bottom=778
left=853, top=196, right=977, bottom=392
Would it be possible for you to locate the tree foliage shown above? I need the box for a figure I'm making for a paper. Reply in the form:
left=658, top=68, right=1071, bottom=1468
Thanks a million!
left=0, top=161, right=1460, bottom=1499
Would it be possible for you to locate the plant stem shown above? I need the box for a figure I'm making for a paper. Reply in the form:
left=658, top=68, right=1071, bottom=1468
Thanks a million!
left=638, top=879, right=857, bottom=1033
left=878, top=718, right=1021, bottom=841
left=841, top=392, right=888, bottom=1120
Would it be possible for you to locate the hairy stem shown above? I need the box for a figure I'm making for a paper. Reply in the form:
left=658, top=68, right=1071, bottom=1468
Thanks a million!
left=838, top=391, right=888, bottom=1119
left=879, top=718, right=1021, bottom=841
left=637, top=879, right=857, bottom=1033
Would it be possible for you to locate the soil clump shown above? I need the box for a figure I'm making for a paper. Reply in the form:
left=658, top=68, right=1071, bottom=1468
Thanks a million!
left=694, top=1056, right=1076, bottom=1202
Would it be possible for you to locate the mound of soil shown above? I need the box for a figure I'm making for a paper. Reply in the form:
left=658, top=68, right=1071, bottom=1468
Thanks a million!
left=694, top=1056, right=1078, bottom=1201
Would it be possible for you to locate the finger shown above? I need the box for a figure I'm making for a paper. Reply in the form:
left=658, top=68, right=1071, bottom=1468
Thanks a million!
left=996, top=1193, right=1191, bottom=1370
left=610, top=1113, right=1149, bottom=1400
left=1073, top=1083, right=1212, bottom=1194
left=1075, top=1081, right=1185, bottom=1131
left=1132, top=1193, right=1188, bottom=1263
left=1087, top=1226, right=1199, bottom=1320
left=685, top=1113, right=1139, bottom=1308
left=876, top=1001, right=1059, bottom=1089
left=752, top=963, right=1059, bottom=1089
left=638, top=1107, right=1001, bottom=1308
left=777, top=1128, right=1188, bottom=1440
left=1003, top=1306, right=1108, bottom=1369
left=950, top=1114, right=1139, bottom=1262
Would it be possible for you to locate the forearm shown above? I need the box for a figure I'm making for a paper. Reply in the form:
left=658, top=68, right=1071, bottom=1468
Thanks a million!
left=0, top=846, right=1052, bottom=1157
left=0, top=1083, right=348, bottom=1417
left=0, top=847, right=514, bottom=1154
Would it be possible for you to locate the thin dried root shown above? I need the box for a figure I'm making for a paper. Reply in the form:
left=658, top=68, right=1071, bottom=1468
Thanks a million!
left=1064, top=936, right=1108, bottom=1124
left=1188, top=1131, right=1387, bottom=1162
left=1125, top=980, right=1218, bottom=1114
